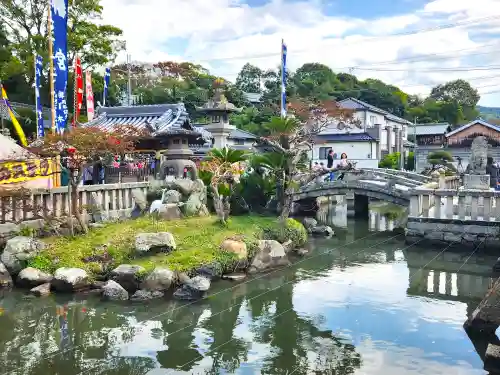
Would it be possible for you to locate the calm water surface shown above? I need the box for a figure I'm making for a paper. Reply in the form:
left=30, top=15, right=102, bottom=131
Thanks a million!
left=0, top=204, right=492, bottom=374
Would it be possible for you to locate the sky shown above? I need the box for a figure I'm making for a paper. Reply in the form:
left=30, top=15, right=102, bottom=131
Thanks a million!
left=100, top=0, right=500, bottom=107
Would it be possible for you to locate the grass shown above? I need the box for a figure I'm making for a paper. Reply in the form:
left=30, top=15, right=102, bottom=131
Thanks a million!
left=28, top=215, right=276, bottom=276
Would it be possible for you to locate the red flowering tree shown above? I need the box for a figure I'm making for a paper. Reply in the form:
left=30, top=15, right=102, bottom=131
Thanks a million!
left=29, top=126, right=144, bottom=233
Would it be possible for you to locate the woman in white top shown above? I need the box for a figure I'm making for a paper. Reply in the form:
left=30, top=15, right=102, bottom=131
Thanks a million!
left=337, top=153, right=349, bottom=180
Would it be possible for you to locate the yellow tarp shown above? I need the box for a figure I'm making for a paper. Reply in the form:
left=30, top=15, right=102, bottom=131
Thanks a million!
left=0, top=159, right=54, bottom=185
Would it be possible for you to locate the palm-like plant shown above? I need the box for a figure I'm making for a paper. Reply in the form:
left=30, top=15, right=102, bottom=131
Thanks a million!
left=200, top=147, right=248, bottom=224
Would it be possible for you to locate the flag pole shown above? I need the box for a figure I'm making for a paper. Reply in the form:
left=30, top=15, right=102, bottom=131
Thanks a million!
left=280, top=38, right=284, bottom=119
left=34, top=53, right=39, bottom=137
left=73, top=54, right=77, bottom=127
left=47, top=1, right=56, bottom=134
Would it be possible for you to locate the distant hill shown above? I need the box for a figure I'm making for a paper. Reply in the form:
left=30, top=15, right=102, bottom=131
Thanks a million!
left=478, top=106, right=500, bottom=119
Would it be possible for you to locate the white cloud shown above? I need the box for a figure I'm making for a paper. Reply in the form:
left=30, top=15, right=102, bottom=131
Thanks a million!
left=100, top=0, right=500, bottom=105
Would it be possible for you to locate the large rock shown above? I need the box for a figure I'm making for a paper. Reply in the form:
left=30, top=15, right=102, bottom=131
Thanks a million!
left=0, top=262, right=13, bottom=288
left=131, top=189, right=148, bottom=210
left=248, top=240, right=290, bottom=273
left=141, top=267, right=175, bottom=291
left=310, top=225, right=334, bottom=237
left=30, top=282, right=51, bottom=297
left=135, top=232, right=176, bottom=254
left=157, top=203, right=183, bottom=221
left=183, top=193, right=204, bottom=216
left=52, top=268, right=89, bottom=292
left=17, top=267, right=53, bottom=288
left=220, top=239, right=248, bottom=260
left=110, top=264, right=146, bottom=292
left=162, top=189, right=182, bottom=204
left=172, top=179, right=195, bottom=195
left=131, top=289, right=164, bottom=301
left=1, top=236, right=45, bottom=274
left=173, top=275, right=211, bottom=301
left=302, top=217, right=318, bottom=230
left=102, top=280, right=129, bottom=301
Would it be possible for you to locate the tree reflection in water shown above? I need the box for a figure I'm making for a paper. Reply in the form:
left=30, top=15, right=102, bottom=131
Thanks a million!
left=0, top=270, right=361, bottom=375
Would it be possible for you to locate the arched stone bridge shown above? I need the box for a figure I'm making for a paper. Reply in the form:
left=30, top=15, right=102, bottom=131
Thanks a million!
left=291, top=168, right=432, bottom=215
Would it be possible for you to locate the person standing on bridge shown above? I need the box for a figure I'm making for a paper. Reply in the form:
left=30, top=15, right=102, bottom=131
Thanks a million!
left=327, top=149, right=335, bottom=181
left=337, top=153, right=349, bottom=181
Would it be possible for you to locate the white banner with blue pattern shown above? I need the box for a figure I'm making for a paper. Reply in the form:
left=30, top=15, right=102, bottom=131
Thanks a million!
left=35, top=55, right=44, bottom=138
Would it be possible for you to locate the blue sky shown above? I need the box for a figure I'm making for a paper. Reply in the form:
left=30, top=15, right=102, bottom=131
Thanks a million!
left=102, top=0, right=500, bottom=106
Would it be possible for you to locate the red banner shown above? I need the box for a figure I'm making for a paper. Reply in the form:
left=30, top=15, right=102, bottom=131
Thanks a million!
left=72, top=57, right=83, bottom=127
left=85, top=70, right=95, bottom=121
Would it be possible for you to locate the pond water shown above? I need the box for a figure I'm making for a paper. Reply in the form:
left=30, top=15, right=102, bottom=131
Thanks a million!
left=0, top=203, right=492, bottom=375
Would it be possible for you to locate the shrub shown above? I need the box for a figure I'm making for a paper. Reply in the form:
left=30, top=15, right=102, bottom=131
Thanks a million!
left=262, top=218, right=308, bottom=248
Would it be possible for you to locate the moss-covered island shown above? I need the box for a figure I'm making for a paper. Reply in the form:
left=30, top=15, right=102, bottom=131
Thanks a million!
left=28, top=215, right=279, bottom=276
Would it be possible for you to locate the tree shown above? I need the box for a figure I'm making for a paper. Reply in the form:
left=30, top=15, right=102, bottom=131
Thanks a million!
left=430, top=79, right=480, bottom=108
left=199, top=147, right=248, bottom=224
left=256, top=100, right=357, bottom=219
left=378, top=152, right=400, bottom=169
left=0, top=0, right=124, bottom=84
left=29, top=126, right=141, bottom=233
left=235, top=63, right=263, bottom=93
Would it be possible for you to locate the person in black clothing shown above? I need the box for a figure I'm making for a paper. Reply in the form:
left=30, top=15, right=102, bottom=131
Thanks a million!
left=486, top=157, right=499, bottom=188
left=327, top=149, right=335, bottom=181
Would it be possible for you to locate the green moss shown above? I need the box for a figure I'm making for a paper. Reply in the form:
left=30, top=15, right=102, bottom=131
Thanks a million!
left=262, top=218, right=308, bottom=248
left=27, top=215, right=275, bottom=276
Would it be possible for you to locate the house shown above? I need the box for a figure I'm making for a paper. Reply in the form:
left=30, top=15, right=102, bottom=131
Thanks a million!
left=411, top=122, right=451, bottom=172
left=243, top=92, right=262, bottom=106
left=415, top=118, right=500, bottom=172
left=311, top=97, right=412, bottom=168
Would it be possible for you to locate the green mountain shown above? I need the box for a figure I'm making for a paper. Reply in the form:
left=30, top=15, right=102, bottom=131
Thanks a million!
left=478, top=106, right=500, bottom=119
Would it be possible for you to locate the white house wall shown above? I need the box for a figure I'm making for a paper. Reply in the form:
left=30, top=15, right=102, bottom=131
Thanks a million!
left=312, top=142, right=379, bottom=169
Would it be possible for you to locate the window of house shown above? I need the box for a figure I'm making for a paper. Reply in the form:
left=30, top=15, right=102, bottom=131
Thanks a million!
left=235, top=139, right=245, bottom=145
left=173, top=139, right=180, bottom=144
left=212, top=115, right=221, bottom=123
left=369, top=115, right=376, bottom=126
left=319, top=147, right=332, bottom=159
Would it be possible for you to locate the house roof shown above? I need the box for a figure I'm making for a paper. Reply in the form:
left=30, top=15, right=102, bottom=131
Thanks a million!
left=414, top=122, right=450, bottom=136
left=243, top=92, right=262, bottom=103
left=82, top=104, right=212, bottom=142
left=315, top=133, right=376, bottom=142
left=445, top=118, right=500, bottom=138
left=229, top=128, right=257, bottom=139
left=339, top=97, right=412, bottom=125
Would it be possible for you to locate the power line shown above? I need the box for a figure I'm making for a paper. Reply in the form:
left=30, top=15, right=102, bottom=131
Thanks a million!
left=197, top=15, right=500, bottom=63
left=353, top=65, right=500, bottom=72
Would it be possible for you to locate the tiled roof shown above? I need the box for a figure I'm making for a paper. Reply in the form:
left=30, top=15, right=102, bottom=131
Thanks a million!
left=339, top=97, right=411, bottom=125
left=82, top=104, right=212, bottom=142
left=243, top=92, right=262, bottom=103
left=315, top=133, right=376, bottom=142
left=229, top=128, right=257, bottom=139
left=414, top=122, right=450, bottom=135
left=446, top=118, right=500, bottom=138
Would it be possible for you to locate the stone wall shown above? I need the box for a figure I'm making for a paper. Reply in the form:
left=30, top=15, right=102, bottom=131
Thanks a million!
left=406, top=217, right=500, bottom=251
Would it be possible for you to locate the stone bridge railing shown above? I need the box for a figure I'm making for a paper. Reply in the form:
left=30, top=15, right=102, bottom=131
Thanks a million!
left=292, top=180, right=411, bottom=206
left=0, top=181, right=159, bottom=225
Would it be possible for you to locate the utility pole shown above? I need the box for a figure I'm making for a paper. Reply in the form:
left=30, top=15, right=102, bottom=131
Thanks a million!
left=413, top=117, right=418, bottom=172
left=400, top=128, right=404, bottom=170
left=127, top=53, right=132, bottom=106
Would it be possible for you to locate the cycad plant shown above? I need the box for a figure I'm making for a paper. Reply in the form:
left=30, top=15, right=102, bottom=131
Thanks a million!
left=200, top=147, right=248, bottom=224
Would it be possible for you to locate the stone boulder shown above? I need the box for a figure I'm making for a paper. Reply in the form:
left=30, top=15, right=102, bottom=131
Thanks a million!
left=1, top=236, right=45, bottom=274
left=182, top=193, right=204, bottom=216
left=30, top=282, right=51, bottom=297
left=102, top=280, right=129, bottom=301
left=52, top=268, right=89, bottom=292
left=194, top=263, right=223, bottom=280
left=140, top=267, right=175, bottom=291
left=310, top=225, right=334, bottom=237
left=302, top=217, right=318, bottom=230
left=248, top=240, right=290, bottom=273
left=157, top=203, right=183, bottom=221
left=162, top=190, right=182, bottom=204
left=17, top=267, right=53, bottom=288
left=110, top=264, right=146, bottom=292
left=130, top=290, right=164, bottom=301
left=220, top=239, right=247, bottom=260
left=0, top=262, right=13, bottom=288
left=172, top=179, right=195, bottom=195
left=135, top=232, right=176, bottom=254
left=173, top=275, right=211, bottom=301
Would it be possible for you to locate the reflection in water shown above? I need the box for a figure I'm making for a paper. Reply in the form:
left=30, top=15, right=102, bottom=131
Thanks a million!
left=0, top=216, right=491, bottom=375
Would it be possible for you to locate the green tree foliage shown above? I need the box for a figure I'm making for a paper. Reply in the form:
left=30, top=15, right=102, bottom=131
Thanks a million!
left=405, top=151, right=415, bottom=171
left=427, top=150, right=453, bottom=167
left=235, top=63, right=263, bottom=93
left=378, top=152, right=401, bottom=169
